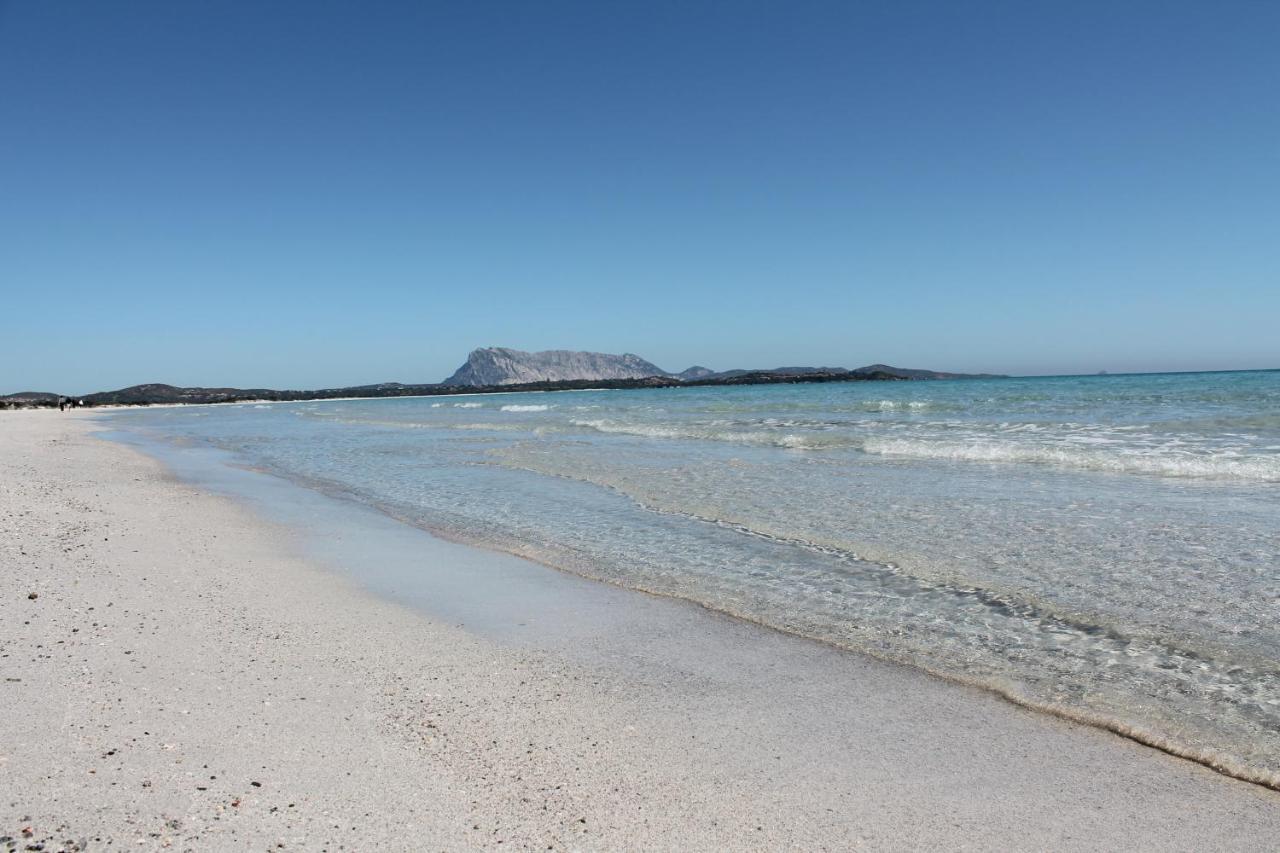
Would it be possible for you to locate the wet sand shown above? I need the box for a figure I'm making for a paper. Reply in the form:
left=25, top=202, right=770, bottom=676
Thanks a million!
left=2, top=410, right=1278, bottom=850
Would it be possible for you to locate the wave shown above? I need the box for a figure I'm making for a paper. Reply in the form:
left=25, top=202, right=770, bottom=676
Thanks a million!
left=869, top=399, right=934, bottom=411
left=501, top=404, right=552, bottom=412
left=568, top=418, right=857, bottom=450
left=454, top=402, right=483, bottom=408
left=447, top=422, right=527, bottom=431
left=863, top=438, right=1280, bottom=481
left=568, top=419, right=1280, bottom=480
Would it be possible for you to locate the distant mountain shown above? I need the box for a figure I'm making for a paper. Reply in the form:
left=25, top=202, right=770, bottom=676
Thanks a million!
left=438, top=348, right=1004, bottom=389
left=443, top=347, right=671, bottom=386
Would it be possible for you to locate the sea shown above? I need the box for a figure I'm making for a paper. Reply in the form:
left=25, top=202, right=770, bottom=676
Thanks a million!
left=107, top=370, right=1280, bottom=786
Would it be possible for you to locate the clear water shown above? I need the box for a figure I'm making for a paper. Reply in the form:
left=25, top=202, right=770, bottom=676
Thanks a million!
left=109, top=370, right=1280, bottom=784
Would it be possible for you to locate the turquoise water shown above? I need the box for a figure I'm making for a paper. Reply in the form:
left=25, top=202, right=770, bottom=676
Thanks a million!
left=110, top=370, right=1280, bottom=784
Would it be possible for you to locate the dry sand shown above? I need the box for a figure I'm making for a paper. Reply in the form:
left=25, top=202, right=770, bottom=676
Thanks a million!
left=2, top=410, right=1278, bottom=851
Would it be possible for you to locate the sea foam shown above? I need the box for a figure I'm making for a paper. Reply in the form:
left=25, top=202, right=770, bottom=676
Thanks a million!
left=861, top=437, right=1280, bottom=481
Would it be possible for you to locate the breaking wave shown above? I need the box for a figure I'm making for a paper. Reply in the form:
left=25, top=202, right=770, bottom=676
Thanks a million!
left=568, top=419, right=1280, bottom=480
left=569, top=418, right=855, bottom=450
left=862, top=437, right=1280, bottom=481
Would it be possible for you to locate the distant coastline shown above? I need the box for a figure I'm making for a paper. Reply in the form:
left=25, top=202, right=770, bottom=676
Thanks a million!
left=0, top=371, right=950, bottom=409
left=8, top=367, right=1279, bottom=411
left=2, top=348, right=1007, bottom=409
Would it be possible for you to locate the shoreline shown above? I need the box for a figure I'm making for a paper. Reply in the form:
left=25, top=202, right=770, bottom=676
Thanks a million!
left=4, top=410, right=1279, bottom=850
left=105, top=409, right=1280, bottom=792
left=303, top=471, right=1280, bottom=795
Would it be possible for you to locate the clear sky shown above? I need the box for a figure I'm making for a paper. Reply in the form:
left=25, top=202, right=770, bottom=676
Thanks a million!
left=2, top=1, right=1277, bottom=393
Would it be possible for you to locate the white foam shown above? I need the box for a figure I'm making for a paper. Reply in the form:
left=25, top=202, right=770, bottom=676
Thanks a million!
left=862, top=438, right=1280, bottom=481
left=868, top=400, right=934, bottom=411
left=501, top=404, right=551, bottom=412
left=569, top=419, right=851, bottom=450
left=453, top=402, right=483, bottom=408
left=569, top=417, right=1280, bottom=479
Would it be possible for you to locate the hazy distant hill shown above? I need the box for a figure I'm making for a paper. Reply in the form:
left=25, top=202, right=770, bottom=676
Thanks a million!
left=0, top=391, right=61, bottom=407
left=704, top=364, right=1004, bottom=381
left=444, top=347, right=673, bottom=386
left=1, top=391, right=60, bottom=401
left=80, top=383, right=283, bottom=406
left=706, top=366, right=843, bottom=380
left=851, top=363, right=1005, bottom=380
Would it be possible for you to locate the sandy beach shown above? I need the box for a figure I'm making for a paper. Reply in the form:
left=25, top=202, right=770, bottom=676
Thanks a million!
left=2, top=410, right=1278, bottom=851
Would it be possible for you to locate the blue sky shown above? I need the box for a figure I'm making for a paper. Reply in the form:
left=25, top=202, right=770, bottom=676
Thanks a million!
left=2, top=1, right=1277, bottom=393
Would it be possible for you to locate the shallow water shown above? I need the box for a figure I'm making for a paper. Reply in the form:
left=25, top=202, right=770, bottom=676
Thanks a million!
left=107, top=370, right=1280, bottom=784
